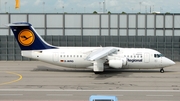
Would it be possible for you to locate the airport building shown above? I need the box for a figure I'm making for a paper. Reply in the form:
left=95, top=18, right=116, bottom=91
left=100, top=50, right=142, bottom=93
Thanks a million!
left=0, top=13, right=180, bottom=61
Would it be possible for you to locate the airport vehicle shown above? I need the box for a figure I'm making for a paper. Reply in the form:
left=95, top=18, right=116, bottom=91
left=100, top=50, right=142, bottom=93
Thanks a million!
left=8, top=22, right=175, bottom=74
left=89, top=95, right=118, bottom=101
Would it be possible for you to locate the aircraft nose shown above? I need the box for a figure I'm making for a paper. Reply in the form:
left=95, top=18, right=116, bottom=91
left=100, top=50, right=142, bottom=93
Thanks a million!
left=170, top=60, right=175, bottom=65
left=163, top=57, right=175, bottom=67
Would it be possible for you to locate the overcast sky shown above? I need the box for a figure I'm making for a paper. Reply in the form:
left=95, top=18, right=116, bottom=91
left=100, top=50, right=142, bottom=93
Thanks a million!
left=0, top=0, right=180, bottom=13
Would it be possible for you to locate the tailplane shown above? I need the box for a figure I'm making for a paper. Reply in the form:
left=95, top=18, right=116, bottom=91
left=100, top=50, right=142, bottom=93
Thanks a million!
left=8, top=22, right=57, bottom=50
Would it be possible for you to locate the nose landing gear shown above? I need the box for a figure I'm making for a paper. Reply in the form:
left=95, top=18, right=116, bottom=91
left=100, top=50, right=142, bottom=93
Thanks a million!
left=160, top=68, right=164, bottom=73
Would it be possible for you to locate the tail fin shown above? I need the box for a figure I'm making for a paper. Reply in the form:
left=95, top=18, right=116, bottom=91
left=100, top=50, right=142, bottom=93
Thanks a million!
left=8, top=22, right=57, bottom=50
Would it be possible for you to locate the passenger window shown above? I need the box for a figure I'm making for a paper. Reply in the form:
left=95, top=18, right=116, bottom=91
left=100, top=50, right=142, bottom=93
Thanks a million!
left=77, top=55, right=79, bottom=57
left=67, top=55, right=69, bottom=57
left=70, top=55, right=72, bottom=57
left=80, top=55, right=82, bottom=57
left=154, top=54, right=157, bottom=58
left=64, top=55, right=65, bottom=57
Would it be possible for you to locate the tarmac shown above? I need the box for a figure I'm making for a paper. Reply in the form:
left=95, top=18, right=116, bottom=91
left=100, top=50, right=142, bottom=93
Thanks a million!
left=0, top=61, right=180, bottom=101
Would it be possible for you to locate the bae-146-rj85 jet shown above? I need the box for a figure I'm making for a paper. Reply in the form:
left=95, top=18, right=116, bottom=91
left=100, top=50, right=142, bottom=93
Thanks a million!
left=8, top=22, right=175, bottom=74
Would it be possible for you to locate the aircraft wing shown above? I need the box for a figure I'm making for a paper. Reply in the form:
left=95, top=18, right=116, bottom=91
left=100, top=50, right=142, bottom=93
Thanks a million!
left=85, top=47, right=118, bottom=61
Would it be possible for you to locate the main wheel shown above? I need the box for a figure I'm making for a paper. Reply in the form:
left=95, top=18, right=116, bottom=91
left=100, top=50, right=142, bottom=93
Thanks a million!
left=160, top=68, right=164, bottom=73
left=94, top=72, right=103, bottom=74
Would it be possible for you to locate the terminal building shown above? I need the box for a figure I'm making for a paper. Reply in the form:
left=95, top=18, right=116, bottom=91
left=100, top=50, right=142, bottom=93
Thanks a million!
left=0, top=13, right=180, bottom=61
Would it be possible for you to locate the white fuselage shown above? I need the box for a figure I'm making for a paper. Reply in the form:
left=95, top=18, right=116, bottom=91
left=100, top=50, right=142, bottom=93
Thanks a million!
left=21, top=47, right=174, bottom=70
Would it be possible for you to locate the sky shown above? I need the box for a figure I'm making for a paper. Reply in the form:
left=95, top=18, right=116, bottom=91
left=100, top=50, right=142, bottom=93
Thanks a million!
left=0, top=0, right=180, bottom=13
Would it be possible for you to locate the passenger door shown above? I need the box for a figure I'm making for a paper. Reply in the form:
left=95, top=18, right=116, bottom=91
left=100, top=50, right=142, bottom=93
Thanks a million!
left=53, top=52, right=59, bottom=62
left=144, top=53, right=150, bottom=63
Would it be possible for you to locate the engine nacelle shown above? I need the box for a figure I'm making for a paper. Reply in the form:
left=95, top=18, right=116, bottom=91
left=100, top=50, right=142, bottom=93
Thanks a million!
left=109, top=60, right=123, bottom=68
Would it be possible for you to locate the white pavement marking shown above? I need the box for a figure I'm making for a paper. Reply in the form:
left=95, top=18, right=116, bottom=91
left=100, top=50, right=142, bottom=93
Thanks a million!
left=116, top=95, right=124, bottom=96
left=146, top=95, right=174, bottom=97
left=0, top=94, right=23, bottom=96
left=46, top=94, right=73, bottom=96
left=0, top=89, right=180, bottom=92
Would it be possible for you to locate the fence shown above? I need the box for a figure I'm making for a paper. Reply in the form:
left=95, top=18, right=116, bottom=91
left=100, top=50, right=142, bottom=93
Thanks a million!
left=0, top=13, right=180, bottom=61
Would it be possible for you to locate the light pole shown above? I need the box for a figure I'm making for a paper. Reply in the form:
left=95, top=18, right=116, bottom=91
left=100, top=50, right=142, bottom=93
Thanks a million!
left=43, top=2, right=45, bottom=13
left=160, top=7, right=163, bottom=13
left=139, top=2, right=142, bottom=13
left=104, top=0, right=106, bottom=13
left=84, top=7, right=86, bottom=13
left=103, top=0, right=106, bottom=13
left=132, top=8, right=134, bottom=13
left=62, top=6, right=64, bottom=13
left=99, top=2, right=101, bottom=12
left=0, top=0, right=1, bottom=13
left=71, top=8, right=73, bottom=13
left=5, top=2, right=7, bottom=13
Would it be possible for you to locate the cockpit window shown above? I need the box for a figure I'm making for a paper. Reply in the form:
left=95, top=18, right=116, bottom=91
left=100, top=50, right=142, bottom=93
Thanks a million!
left=154, top=54, right=164, bottom=58
left=154, top=54, right=157, bottom=58
left=159, top=54, right=164, bottom=57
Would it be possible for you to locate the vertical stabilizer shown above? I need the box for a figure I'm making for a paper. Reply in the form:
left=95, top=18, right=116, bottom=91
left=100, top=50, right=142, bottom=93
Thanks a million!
left=8, top=22, right=57, bottom=50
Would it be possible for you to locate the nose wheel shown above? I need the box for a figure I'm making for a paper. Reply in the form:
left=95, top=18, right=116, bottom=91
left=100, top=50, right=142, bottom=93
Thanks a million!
left=160, top=68, right=164, bottom=73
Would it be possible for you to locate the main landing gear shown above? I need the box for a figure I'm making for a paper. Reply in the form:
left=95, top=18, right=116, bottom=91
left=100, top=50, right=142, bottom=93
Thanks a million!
left=160, top=68, right=164, bottom=73
left=94, top=72, right=103, bottom=74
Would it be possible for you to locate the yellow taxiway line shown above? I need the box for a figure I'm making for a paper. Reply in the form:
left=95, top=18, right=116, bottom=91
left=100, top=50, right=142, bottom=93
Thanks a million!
left=0, top=71, right=23, bottom=86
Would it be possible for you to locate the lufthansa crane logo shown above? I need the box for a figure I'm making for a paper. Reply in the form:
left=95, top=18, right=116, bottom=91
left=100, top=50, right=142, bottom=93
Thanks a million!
left=18, top=29, right=35, bottom=46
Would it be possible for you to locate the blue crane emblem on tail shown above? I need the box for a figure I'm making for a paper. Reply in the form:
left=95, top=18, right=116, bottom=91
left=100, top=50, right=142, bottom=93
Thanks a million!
left=21, top=35, right=32, bottom=41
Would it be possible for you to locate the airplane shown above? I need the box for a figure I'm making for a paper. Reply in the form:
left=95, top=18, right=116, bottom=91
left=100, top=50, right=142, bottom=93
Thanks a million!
left=8, top=22, right=175, bottom=74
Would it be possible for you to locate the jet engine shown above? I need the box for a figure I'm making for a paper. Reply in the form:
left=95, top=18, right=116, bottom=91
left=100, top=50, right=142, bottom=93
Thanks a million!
left=109, top=60, right=123, bottom=68
left=108, top=58, right=127, bottom=69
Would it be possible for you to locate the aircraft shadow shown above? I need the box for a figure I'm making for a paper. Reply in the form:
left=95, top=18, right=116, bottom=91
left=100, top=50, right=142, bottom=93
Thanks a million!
left=33, top=66, right=165, bottom=73
left=32, top=66, right=132, bottom=79
left=32, top=66, right=93, bottom=73
left=32, top=66, right=176, bottom=80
